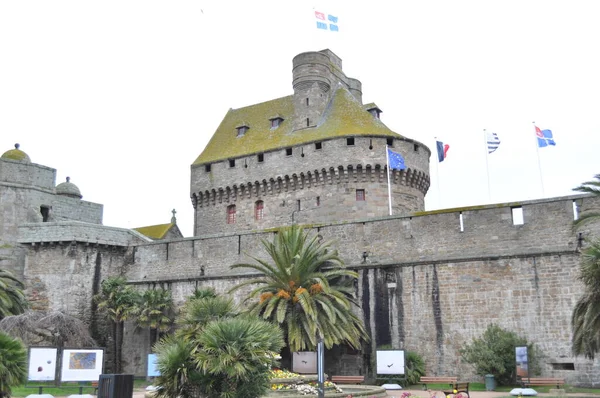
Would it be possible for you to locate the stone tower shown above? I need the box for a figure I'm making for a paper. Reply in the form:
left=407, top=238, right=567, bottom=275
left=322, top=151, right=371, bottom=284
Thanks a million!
left=190, top=49, right=431, bottom=235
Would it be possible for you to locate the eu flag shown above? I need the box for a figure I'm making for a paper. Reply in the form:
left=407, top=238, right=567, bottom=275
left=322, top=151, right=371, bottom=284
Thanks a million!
left=387, top=148, right=406, bottom=170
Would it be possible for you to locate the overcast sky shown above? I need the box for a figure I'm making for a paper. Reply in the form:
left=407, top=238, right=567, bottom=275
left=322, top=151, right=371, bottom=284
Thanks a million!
left=2, top=1, right=598, bottom=237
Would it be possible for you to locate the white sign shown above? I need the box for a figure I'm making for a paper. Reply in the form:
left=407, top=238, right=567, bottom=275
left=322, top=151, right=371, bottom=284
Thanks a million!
left=292, top=351, right=317, bottom=374
left=147, top=354, right=160, bottom=377
left=60, top=348, right=104, bottom=382
left=28, top=347, right=58, bottom=381
left=376, top=350, right=405, bottom=375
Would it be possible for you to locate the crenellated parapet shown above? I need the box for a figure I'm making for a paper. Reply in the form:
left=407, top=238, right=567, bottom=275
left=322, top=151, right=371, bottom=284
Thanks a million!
left=192, top=164, right=429, bottom=208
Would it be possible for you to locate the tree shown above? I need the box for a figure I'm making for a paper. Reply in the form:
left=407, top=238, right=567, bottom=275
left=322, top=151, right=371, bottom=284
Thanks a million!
left=94, top=276, right=139, bottom=373
left=460, top=324, right=539, bottom=386
left=571, top=239, right=600, bottom=359
left=230, top=225, right=369, bottom=352
left=136, top=288, right=174, bottom=350
left=154, top=292, right=284, bottom=398
left=0, top=331, right=27, bottom=398
left=0, top=269, right=28, bottom=320
left=573, top=174, right=600, bottom=228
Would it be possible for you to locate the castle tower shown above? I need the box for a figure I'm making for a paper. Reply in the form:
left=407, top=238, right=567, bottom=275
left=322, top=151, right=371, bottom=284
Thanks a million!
left=190, top=50, right=431, bottom=236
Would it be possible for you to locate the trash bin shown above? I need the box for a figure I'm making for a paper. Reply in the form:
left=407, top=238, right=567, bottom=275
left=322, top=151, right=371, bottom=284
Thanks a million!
left=485, top=374, right=496, bottom=391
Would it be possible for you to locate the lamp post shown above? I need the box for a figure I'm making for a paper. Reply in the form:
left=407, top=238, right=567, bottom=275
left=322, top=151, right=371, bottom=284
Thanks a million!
left=317, top=335, right=325, bottom=398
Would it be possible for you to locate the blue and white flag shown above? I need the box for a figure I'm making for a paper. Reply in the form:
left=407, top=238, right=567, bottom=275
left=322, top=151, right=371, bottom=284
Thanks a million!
left=387, top=148, right=406, bottom=170
left=315, top=11, right=339, bottom=31
left=486, top=131, right=501, bottom=154
left=535, top=126, right=556, bottom=147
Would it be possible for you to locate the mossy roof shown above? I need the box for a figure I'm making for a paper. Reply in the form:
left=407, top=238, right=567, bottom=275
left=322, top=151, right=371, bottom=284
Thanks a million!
left=133, top=223, right=175, bottom=240
left=193, top=87, right=402, bottom=165
left=1, top=148, right=30, bottom=162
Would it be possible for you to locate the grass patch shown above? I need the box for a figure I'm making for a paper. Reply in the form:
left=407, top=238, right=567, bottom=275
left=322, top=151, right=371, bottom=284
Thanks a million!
left=408, top=383, right=600, bottom=394
left=10, top=379, right=151, bottom=397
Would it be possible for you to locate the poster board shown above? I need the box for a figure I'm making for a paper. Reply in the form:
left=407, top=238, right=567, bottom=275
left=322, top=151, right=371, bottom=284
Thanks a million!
left=60, top=348, right=104, bottom=382
left=376, top=350, right=405, bottom=375
left=28, top=347, right=58, bottom=381
left=147, top=353, right=160, bottom=377
left=292, top=351, right=317, bottom=374
left=515, top=346, right=529, bottom=378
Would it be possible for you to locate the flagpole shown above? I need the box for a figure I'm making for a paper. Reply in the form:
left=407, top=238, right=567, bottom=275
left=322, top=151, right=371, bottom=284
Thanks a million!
left=483, top=129, right=492, bottom=202
left=434, top=137, right=442, bottom=209
left=532, top=121, right=545, bottom=196
left=385, top=145, right=393, bottom=216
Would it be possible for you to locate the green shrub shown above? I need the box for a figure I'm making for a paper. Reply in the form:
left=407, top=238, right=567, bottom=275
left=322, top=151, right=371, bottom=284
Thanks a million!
left=460, top=324, right=540, bottom=386
left=0, top=331, right=27, bottom=398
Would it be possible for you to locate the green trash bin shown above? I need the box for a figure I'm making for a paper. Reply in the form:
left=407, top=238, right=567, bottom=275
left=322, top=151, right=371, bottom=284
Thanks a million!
left=485, top=374, right=496, bottom=391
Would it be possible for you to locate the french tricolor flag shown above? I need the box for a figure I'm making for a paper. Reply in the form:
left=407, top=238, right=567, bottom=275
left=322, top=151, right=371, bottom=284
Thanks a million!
left=436, top=140, right=450, bottom=162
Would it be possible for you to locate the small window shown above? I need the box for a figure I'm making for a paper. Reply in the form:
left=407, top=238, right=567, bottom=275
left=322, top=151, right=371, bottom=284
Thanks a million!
left=257, top=153, right=264, bottom=163
left=315, top=142, right=322, bottom=150
left=459, top=212, right=464, bottom=232
left=414, top=144, right=419, bottom=152
left=306, top=118, right=310, bottom=127
left=236, top=126, right=249, bottom=137
left=229, top=159, right=235, bottom=168
left=306, top=98, right=309, bottom=106
left=512, top=206, right=524, bottom=225
left=286, top=148, right=293, bottom=156
left=347, top=138, right=355, bottom=146
left=270, top=117, right=283, bottom=129
left=205, top=164, right=211, bottom=172
left=255, top=201, right=264, bottom=220
left=297, top=200, right=301, bottom=211
left=316, top=196, right=320, bottom=206
left=40, top=206, right=50, bottom=222
left=551, top=363, right=575, bottom=371
left=387, top=138, right=393, bottom=147
left=356, top=189, right=365, bottom=201
left=227, top=205, right=236, bottom=224
left=573, top=200, right=579, bottom=220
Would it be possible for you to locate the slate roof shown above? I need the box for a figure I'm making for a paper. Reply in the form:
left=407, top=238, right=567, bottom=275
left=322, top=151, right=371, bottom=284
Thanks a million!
left=193, top=86, right=401, bottom=165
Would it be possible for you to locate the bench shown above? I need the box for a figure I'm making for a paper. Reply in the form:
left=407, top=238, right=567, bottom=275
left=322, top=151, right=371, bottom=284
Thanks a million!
left=330, top=375, right=365, bottom=384
left=521, top=378, right=565, bottom=388
left=420, top=376, right=458, bottom=389
left=420, top=377, right=469, bottom=398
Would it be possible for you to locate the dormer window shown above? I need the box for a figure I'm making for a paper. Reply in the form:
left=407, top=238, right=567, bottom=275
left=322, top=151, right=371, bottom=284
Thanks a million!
left=236, top=125, right=249, bottom=137
left=367, top=107, right=382, bottom=119
left=270, top=117, right=284, bottom=129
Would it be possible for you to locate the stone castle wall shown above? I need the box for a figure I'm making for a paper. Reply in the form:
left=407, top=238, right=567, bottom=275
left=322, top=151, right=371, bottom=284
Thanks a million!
left=191, top=136, right=430, bottom=235
left=85, top=194, right=597, bottom=384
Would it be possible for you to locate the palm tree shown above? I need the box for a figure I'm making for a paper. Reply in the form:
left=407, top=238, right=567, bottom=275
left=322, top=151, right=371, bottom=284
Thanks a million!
left=573, top=174, right=600, bottom=228
left=0, top=331, right=27, bottom=398
left=572, top=239, right=600, bottom=359
left=153, top=293, right=284, bottom=398
left=230, top=225, right=369, bottom=352
left=94, top=276, right=139, bottom=373
left=136, top=289, right=174, bottom=350
left=194, top=316, right=285, bottom=398
left=176, top=294, right=237, bottom=344
left=0, top=269, right=28, bottom=320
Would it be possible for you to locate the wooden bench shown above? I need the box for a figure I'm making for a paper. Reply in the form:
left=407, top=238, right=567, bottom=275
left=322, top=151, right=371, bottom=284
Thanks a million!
left=330, top=375, right=365, bottom=384
left=521, top=378, right=565, bottom=388
left=420, top=377, right=469, bottom=398
left=420, top=376, right=458, bottom=389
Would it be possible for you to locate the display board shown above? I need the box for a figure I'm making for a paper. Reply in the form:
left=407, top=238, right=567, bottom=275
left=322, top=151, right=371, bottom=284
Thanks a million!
left=147, top=353, right=160, bottom=377
left=60, top=348, right=104, bottom=382
left=515, top=346, right=529, bottom=378
left=376, top=350, right=405, bottom=375
left=28, top=347, right=58, bottom=381
left=292, top=351, right=317, bottom=374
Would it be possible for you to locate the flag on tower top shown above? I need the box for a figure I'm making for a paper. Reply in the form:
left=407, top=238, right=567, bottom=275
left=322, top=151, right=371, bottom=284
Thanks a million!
left=315, top=10, right=339, bottom=31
